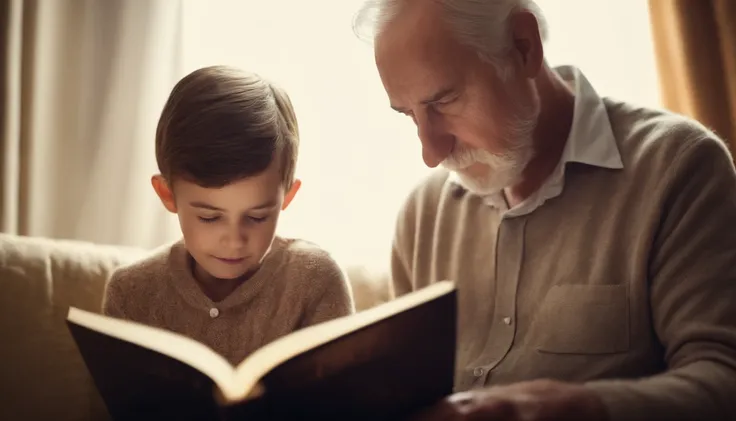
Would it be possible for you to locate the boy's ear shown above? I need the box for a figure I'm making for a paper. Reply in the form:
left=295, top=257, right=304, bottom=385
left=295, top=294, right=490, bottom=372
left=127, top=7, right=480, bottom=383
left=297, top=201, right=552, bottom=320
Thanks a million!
left=151, top=175, right=177, bottom=213
left=282, top=178, right=301, bottom=210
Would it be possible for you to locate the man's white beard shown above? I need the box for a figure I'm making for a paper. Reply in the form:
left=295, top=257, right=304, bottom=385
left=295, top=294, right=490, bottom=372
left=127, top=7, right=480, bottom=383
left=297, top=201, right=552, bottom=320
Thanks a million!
left=441, top=110, right=538, bottom=196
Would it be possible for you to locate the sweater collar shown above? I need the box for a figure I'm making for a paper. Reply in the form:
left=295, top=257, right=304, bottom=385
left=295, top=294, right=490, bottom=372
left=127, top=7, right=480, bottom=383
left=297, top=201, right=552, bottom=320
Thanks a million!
left=167, top=237, right=285, bottom=311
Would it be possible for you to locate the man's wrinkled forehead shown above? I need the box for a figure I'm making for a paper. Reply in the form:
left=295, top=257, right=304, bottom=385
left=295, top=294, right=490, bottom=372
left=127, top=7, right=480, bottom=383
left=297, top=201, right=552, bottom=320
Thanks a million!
left=374, top=0, right=451, bottom=63
left=374, top=3, right=468, bottom=102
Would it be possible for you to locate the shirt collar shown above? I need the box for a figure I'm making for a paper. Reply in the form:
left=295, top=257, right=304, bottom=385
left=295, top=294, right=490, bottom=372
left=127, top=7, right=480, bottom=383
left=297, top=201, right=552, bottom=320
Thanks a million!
left=557, top=65, right=623, bottom=170
left=449, top=65, right=623, bottom=215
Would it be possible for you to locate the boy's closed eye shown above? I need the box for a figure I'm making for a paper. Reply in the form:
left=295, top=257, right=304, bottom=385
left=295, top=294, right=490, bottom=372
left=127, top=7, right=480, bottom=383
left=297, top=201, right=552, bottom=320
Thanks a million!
left=190, top=200, right=276, bottom=225
left=246, top=215, right=269, bottom=223
left=197, top=215, right=269, bottom=224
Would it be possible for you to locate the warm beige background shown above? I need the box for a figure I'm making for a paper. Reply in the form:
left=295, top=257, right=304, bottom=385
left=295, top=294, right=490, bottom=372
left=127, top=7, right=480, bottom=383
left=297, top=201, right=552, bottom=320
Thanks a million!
left=649, top=0, right=736, bottom=153
left=1, top=0, right=183, bottom=246
left=1, top=0, right=683, bottom=271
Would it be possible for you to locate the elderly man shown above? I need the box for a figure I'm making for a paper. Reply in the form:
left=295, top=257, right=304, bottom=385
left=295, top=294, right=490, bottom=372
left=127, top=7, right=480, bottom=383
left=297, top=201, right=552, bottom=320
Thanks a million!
left=355, top=0, right=736, bottom=420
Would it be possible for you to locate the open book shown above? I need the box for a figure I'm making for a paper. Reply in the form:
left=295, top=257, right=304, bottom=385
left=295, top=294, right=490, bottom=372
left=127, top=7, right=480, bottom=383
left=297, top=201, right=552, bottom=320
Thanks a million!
left=67, top=281, right=457, bottom=421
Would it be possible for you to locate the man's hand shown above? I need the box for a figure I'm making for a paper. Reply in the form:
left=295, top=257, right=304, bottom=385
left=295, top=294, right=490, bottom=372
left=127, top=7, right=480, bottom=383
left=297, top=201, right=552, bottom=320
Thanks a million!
left=408, top=379, right=609, bottom=421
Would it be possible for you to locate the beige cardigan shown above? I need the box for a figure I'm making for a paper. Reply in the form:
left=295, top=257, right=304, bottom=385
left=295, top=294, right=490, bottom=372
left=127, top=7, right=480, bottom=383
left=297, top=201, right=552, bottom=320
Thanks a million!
left=391, top=99, right=736, bottom=421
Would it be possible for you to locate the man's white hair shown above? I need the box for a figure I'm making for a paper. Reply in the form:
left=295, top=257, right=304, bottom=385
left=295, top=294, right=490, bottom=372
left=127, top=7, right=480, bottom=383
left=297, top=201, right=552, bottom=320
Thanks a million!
left=354, top=0, right=547, bottom=195
left=354, top=0, right=548, bottom=77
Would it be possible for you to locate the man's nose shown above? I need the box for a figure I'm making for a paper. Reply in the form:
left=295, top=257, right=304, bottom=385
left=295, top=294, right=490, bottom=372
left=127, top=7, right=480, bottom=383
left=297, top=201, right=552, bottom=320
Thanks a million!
left=421, top=147, right=444, bottom=168
left=417, top=118, right=453, bottom=168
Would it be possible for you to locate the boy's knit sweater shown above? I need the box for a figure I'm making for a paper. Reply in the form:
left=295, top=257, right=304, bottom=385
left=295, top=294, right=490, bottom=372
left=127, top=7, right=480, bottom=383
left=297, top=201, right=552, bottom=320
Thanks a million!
left=102, top=236, right=355, bottom=365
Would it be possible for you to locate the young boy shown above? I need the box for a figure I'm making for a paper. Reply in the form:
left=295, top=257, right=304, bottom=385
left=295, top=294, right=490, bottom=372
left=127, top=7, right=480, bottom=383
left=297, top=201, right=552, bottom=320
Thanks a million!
left=102, top=65, right=355, bottom=365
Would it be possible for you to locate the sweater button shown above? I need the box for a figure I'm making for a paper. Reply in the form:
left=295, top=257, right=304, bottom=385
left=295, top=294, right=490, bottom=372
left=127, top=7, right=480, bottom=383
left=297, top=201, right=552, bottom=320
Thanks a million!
left=209, top=307, right=219, bottom=318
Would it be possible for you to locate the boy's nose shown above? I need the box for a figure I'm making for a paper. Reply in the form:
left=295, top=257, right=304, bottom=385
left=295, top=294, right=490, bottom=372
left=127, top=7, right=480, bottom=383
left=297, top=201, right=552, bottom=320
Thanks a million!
left=223, top=229, right=247, bottom=248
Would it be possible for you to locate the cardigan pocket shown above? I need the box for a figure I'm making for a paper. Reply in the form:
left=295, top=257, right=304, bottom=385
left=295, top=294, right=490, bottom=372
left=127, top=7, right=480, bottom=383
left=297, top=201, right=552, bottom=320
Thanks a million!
left=531, top=284, right=630, bottom=354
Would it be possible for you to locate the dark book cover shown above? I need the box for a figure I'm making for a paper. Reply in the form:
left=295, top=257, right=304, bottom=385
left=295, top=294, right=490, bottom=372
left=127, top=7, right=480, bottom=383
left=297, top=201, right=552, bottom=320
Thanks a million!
left=223, top=289, right=457, bottom=420
left=68, top=284, right=457, bottom=421
left=67, top=321, right=222, bottom=421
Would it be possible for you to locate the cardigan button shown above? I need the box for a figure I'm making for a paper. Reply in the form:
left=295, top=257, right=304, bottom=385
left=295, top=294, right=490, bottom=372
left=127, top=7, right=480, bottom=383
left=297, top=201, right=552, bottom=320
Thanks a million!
left=209, top=307, right=220, bottom=318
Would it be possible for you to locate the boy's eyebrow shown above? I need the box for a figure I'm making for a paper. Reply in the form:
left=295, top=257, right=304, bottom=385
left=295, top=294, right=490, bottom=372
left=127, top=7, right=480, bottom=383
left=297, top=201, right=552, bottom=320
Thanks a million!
left=189, top=202, right=223, bottom=211
left=249, top=199, right=278, bottom=211
left=189, top=200, right=278, bottom=212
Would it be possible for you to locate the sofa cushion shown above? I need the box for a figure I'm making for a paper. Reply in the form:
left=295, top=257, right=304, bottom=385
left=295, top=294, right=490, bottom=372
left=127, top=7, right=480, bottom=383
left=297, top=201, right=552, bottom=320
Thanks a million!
left=0, top=233, right=146, bottom=421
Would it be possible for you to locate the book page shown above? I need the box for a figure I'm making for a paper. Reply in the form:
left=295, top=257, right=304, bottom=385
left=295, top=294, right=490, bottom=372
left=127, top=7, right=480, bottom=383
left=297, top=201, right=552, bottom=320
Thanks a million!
left=67, top=308, right=237, bottom=392
left=221, top=280, right=457, bottom=420
left=225, top=281, right=456, bottom=402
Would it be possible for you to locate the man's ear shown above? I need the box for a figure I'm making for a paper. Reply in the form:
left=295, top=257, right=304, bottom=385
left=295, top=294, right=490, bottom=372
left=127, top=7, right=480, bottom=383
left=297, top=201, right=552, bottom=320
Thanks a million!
left=151, top=175, right=177, bottom=213
left=282, top=179, right=301, bottom=210
left=510, top=10, right=544, bottom=78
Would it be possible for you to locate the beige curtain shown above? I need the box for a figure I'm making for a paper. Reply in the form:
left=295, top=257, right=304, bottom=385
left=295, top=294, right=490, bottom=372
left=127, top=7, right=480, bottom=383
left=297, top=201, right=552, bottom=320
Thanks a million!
left=1, top=0, right=184, bottom=248
left=648, top=0, right=736, bottom=152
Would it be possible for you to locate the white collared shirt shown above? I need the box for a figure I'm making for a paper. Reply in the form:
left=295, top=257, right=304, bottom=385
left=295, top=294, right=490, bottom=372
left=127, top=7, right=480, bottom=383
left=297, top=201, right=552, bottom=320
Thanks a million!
left=449, top=65, right=624, bottom=218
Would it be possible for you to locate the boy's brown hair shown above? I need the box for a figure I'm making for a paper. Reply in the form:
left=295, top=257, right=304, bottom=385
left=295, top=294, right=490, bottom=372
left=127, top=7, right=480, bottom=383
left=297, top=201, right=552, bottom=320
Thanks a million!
left=155, top=65, right=299, bottom=190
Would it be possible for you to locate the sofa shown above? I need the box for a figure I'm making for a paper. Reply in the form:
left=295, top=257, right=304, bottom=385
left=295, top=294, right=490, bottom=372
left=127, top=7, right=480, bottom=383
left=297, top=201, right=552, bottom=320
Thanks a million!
left=0, top=233, right=390, bottom=421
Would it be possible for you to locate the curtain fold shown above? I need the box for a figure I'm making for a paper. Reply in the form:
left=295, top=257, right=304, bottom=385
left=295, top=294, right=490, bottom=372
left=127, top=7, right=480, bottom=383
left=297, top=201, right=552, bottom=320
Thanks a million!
left=648, top=0, right=736, bottom=151
left=1, top=0, right=184, bottom=247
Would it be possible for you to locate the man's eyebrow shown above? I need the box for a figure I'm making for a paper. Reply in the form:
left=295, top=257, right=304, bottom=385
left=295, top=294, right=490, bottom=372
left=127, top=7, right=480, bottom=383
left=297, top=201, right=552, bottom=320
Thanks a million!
left=421, top=87, right=455, bottom=104
left=390, top=86, right=456, bottom=113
